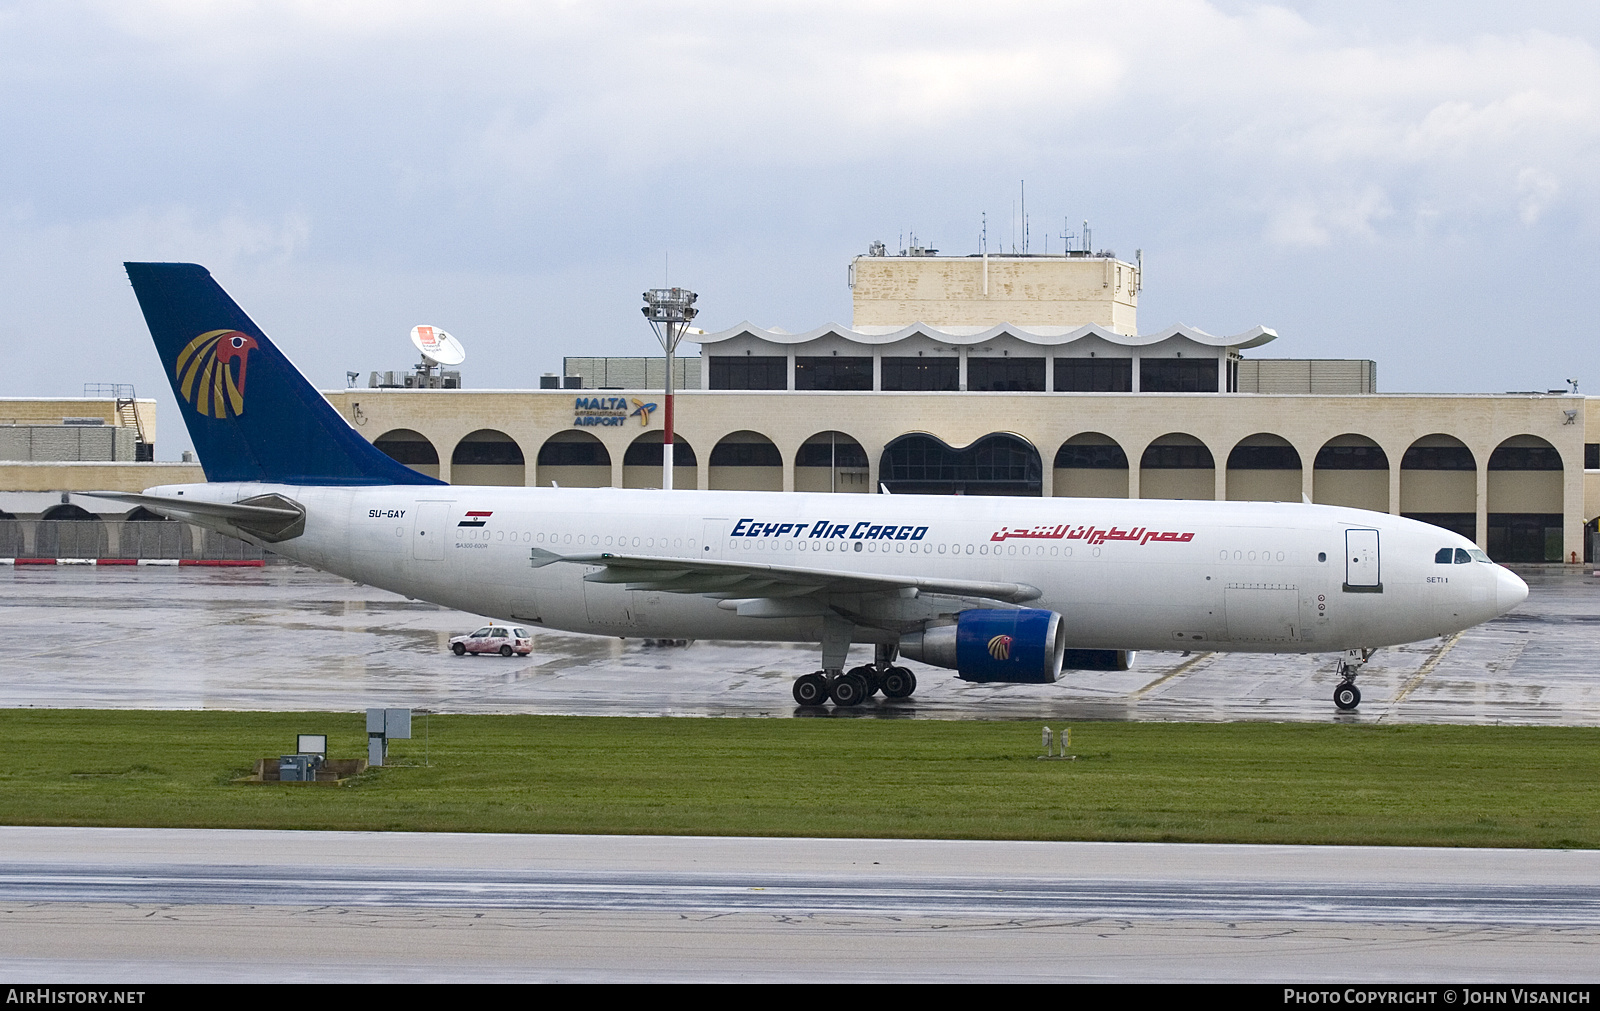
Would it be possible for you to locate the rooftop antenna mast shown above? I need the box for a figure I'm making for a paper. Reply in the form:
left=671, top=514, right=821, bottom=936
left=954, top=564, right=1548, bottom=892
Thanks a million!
left=981, top=212, right=989, bottom=294
left=1021, top=179, right=1027, bottom=255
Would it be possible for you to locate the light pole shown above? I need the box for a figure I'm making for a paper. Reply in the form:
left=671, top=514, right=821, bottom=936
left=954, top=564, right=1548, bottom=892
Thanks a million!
left=641, top=287, right=698, bottom=490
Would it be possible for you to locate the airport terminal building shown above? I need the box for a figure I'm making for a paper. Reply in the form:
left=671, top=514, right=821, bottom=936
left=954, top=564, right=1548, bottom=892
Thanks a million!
left=3, top=247, right=1597, bottom=564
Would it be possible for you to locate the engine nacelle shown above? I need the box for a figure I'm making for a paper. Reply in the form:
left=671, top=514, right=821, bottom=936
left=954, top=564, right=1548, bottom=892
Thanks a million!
left=1062, top=649, right=1138, bottom=671
left=898, top=608, right=1067, bottom=684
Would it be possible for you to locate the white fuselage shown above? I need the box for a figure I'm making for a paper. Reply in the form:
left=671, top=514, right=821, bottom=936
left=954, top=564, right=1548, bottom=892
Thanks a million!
left=150, top=482, right=1527, bottom=654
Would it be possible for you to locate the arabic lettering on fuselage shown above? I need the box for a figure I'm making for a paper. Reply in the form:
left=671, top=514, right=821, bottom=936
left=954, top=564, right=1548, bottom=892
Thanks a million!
left=731, top=518, right=929, bottom=541
left=990, top=524, right=1195, bottom=546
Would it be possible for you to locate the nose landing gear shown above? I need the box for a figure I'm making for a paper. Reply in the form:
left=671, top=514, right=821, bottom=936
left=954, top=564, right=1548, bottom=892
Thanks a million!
left=1333, top=648, right=1375, bottom=711
left=1333, top=680, right=1362, bottom=710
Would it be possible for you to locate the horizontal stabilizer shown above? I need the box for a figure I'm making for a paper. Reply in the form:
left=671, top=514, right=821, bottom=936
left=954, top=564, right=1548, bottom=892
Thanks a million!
left=89, top=491, right=306, bottom=542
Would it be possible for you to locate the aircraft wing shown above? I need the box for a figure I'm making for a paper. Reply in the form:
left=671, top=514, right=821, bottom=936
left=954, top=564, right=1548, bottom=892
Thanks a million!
left=529, top=548, right=1041, bottom=605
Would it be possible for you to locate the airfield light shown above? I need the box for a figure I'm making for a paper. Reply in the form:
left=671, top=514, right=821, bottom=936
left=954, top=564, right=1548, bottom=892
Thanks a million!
left=641, top=287, right=698, bottom=490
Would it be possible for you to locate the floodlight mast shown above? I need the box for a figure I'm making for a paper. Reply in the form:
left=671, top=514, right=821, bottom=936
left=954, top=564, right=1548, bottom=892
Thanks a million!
left=641, top=287, right=698, bottom=490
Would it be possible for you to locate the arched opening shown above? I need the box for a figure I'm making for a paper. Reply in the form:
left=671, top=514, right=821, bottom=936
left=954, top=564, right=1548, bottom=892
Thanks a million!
left=536, top=431, right=611, bottom=488
left=0, top=508, right=19, bottom=557
left=622, top=431, right=698, bottom=489
left=1488, top=435, right=1564, bottom=562
left=1226, top=433, right=1302, bottom=502
left=1138, top=434, right=1215, bottom=500
left=1053, top=433, right=1128, bottom=498
left=709, top=431, right=783, bottom=491
left=1400, top=434, right=1476, bottom=540
left=880, top=433, right=1042, bottom=496
left=452, top=429, right=526, bottom=486
left=36, top=503, right=108, bottom=558
left=795, top=431, right=870, bottom=493
left=373, top=428, right=440, bottom=479
left=1312, top=435, right=1389, bottom=511
left=120, top=505, right=186, bottom=560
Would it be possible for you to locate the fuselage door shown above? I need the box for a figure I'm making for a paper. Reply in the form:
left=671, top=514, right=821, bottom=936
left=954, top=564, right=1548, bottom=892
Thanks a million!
left=413, top=501, right=453, bottom=560
left=1343, top=528, right=1381, bottom=592
left=701, top=519, right=727, bottom=560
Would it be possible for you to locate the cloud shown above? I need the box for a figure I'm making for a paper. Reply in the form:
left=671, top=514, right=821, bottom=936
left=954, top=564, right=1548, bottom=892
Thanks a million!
left=1264, top=187, right=1393, bottom=247
left=1516, top=166, right=1561, bottom=225
left=3, top=1, right=1600, bottom=404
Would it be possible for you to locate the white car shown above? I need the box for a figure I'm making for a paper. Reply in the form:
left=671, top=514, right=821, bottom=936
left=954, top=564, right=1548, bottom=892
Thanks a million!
left=450, top=624, right=533, bottom=657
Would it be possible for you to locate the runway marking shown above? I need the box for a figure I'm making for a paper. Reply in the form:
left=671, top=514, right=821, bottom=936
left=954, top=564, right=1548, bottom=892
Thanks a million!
left=1129, top=652, right=1214, bottom=700
left=5, top=864, right=1599, bottom=926
left=1389, top=633, right=1464, bottom=708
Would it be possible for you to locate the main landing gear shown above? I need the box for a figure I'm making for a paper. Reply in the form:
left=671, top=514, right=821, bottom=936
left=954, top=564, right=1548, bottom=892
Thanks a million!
left=792, top=642, right=918, bottom=707
left=1333, top=648, right=1375, bottom=711
left=791, top=664, right=918, bottom=707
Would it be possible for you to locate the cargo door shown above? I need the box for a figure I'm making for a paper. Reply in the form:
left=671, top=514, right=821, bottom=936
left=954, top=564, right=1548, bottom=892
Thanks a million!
left=412, top=501, right=453, bottom=560
left=1343, top=528, right=1381, bottom=592
left=1224, top=584, right=1301, bottom=642
left=582, top=569, right=634, bottom=627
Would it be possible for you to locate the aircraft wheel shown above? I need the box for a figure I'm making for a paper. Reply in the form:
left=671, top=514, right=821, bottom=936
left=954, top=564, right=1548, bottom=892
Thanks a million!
left=452, top=643, right=466, bottom=656
left=882, top=666, right=916, bottom=699
left=830, top=672, right=870, bottom=707
left=1333, top=682, right=1361, bottom=711
left=793, top=673, right=829, bottom=706
left=848, top=665, right=881, bottom=695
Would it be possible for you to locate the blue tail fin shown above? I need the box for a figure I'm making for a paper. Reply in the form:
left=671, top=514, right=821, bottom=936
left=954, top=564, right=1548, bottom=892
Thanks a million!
left=126, top=262, right=443, bottom=486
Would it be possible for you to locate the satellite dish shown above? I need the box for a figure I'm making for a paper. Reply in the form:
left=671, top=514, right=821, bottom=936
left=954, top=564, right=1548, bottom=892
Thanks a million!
left=410, top=325, right=466, bottom=366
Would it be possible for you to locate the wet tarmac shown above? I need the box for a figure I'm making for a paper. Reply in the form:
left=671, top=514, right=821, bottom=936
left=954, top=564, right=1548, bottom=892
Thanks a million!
left=2, top=563, right=1597, bottom=723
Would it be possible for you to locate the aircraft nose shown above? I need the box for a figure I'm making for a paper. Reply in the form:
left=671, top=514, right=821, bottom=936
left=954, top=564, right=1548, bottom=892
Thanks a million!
left=1495, top=566, right=1529, bottom=614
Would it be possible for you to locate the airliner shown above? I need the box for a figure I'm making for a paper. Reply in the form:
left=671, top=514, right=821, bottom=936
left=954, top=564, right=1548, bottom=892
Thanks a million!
left=105, top=262, right=1528, bottom=711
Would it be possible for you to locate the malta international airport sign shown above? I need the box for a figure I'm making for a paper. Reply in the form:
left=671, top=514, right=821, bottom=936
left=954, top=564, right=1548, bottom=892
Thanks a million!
left=573, top=396, right=657, bottom=428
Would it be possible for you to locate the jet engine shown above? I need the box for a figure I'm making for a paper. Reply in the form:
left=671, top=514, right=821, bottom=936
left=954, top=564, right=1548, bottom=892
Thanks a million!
left=1062, top=649, right=1137, bottom=671
left=898, top=608, right=1067, bottom=683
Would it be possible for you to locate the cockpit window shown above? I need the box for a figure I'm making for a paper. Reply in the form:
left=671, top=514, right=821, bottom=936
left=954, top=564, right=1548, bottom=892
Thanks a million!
left=1454, top=548, right=1472, bottom=564
left=1469, top=548, right=1491, bottom=563
left=1435, top=548, right=1453, bottom=564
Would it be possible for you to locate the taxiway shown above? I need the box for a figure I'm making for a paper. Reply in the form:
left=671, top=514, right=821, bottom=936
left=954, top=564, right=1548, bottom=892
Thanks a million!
left=0, top=564, right=1595, bottom=723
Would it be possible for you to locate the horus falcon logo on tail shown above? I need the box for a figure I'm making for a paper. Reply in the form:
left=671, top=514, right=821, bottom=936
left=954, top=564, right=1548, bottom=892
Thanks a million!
left=175, top=329, right=258, bottom=419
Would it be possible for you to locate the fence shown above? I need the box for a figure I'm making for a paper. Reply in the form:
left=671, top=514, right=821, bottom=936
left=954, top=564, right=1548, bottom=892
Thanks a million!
left=0, top=518, right=267, bottom=561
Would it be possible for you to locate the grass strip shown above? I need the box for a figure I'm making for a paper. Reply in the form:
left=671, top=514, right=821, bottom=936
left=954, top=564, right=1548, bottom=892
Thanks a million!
left=0, top=709, right=1596, bottom=848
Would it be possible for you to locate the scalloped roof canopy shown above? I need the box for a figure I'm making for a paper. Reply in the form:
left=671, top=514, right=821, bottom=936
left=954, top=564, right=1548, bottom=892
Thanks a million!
left=695, top=321, right=1278, bottom=350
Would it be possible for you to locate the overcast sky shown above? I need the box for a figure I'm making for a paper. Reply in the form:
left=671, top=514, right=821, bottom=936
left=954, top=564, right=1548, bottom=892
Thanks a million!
left=3, top=1, right=1598, bottom=457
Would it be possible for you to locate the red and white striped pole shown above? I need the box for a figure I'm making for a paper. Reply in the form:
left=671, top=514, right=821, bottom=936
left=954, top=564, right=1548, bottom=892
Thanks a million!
left=662, top=336, right=676, bottom=490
